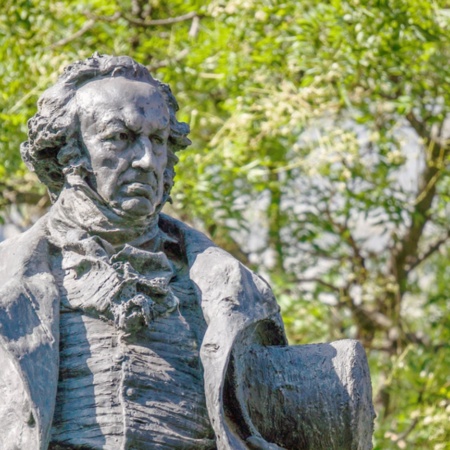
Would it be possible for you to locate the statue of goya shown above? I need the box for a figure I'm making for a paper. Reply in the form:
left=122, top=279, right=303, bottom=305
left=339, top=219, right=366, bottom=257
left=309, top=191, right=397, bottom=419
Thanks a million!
left=0, top=54, right=374, bottom=450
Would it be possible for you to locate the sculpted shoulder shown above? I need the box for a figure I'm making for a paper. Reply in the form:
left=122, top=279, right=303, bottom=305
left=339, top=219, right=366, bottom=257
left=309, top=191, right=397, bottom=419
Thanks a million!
left=0, top=215, right=51, bottom=284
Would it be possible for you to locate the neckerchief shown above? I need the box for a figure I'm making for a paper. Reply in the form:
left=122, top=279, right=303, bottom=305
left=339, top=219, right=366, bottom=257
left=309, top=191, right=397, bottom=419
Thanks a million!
left=47, top=184, right=178, bottom=333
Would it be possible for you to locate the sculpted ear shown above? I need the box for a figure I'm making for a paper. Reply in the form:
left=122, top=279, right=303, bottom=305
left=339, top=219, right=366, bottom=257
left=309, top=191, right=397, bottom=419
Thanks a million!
left=57, top=138, right=83, bottom=167
left=59, top=138, right=91, bottom=175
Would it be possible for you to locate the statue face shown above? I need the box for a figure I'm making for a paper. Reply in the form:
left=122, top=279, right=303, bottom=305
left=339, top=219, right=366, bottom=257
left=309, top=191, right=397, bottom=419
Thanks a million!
left=76, top=77, right=170, bottom=218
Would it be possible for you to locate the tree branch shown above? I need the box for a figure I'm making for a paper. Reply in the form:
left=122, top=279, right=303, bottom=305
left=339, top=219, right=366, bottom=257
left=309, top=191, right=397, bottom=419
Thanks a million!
left=406, top=111, right=428, bottom=140
left=188, top=15, right=201, bottom=39
left=322, top=202, right=366, bottom=273
left=408, top=231, right=450, bottom=271
left=123, top=11, right=198, bottom=27
left=147, top=48, right=190, bottom=71
left=294, top=276, right=341, bottom=292
left=84, top=10, right=199, bottom=28
left=393, top=113, right=449, bottom=290
left=49, top=19, right=96, bottom=49
left=84, top=11, right=122, bottom=22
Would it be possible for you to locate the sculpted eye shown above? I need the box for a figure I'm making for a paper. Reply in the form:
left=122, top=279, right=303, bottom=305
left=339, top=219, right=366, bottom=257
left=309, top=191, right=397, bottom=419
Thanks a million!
left=150, top=135, right=165, bottom=145
left=101, top=131, right=132, bottom=143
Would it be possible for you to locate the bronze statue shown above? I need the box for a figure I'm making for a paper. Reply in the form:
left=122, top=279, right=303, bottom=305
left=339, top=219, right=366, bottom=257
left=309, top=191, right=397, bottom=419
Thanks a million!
left=0, top=55, right=374, bottom=450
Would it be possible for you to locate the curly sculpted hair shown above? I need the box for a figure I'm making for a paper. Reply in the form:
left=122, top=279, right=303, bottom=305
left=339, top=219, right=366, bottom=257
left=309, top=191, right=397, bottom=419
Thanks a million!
left=21, top=54, right=191, bottom=201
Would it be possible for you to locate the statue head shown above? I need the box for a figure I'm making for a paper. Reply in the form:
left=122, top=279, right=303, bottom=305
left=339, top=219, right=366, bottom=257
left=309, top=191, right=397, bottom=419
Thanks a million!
left=21, top=54, right=191, bottom=217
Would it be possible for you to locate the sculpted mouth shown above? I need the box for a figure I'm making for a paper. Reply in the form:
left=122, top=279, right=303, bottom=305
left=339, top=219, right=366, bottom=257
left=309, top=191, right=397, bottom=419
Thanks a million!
left=123, top=182, right=156, bottom=200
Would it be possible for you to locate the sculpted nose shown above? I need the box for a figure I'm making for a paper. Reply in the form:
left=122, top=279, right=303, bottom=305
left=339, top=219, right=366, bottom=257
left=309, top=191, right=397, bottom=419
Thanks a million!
left=132, top=136, right=155, bottom=171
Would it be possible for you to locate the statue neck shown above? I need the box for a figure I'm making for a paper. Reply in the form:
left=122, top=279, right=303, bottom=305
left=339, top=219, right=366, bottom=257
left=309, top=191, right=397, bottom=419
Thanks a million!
left=49, top=182, right=160, bottom=248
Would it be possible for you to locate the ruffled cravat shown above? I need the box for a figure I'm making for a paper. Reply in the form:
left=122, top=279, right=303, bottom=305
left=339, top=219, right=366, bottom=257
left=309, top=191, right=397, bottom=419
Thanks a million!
left=48, top=185, right=179, bottom=333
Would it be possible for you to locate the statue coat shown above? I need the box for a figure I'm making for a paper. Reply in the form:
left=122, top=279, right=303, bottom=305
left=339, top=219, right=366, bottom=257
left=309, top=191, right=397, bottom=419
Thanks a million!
left=0, top=213, right=287, bottom=450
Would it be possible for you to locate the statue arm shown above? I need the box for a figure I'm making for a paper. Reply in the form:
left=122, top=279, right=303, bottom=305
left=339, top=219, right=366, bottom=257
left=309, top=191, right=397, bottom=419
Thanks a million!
left=184, top=235, right=286, bottom=449
left=0, top=222, right=60, bottom=450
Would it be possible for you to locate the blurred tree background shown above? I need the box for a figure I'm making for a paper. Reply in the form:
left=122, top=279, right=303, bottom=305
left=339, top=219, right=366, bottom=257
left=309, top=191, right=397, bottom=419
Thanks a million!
left=1, top=0, right=449, bottom=448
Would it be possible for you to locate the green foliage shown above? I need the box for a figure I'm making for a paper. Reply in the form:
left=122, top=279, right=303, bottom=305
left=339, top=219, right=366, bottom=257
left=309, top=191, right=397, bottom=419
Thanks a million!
left=1, top=0, right=449, bottom=447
